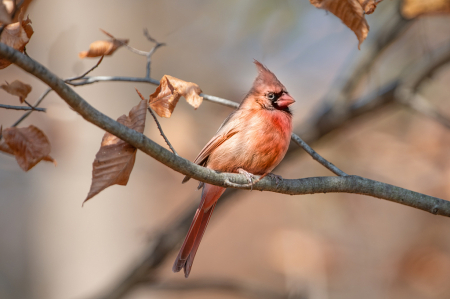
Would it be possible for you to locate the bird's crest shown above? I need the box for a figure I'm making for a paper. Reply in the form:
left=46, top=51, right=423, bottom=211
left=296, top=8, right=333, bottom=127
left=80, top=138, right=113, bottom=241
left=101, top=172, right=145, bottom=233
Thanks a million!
left=252, top=60, right=284, bottom=92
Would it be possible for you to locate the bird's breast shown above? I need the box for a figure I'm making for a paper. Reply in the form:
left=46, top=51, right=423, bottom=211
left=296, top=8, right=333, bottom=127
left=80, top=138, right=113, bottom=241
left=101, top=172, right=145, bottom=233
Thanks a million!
left=207, top=109, right=292, bottom=175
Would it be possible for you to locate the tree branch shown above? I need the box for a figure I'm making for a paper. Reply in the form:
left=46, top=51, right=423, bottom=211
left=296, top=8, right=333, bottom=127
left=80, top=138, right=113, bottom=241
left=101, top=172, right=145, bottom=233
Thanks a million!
left=1, top=42, right=449, bottom=218
left=146, top=279, right=303, bottom=299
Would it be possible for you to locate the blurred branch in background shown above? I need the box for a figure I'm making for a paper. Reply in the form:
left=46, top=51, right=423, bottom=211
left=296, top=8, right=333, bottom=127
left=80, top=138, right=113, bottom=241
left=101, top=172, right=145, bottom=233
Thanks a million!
left=146, top=279, right=305, bottom=299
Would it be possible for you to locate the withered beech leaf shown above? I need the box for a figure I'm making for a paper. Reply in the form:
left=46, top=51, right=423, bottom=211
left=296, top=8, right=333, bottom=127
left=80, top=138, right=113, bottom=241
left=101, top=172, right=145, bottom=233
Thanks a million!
left=0, top=1, right=12, bottom=25
left=1, top=80, right=32, bottom=103
left=310, top=0, right=369, bottom=49
left=149, top=75, right=203, bottom=118
left=79, top=29, right=129, bottom=59
left=402, top=0, right=450, bottom=19
left=0, top=140, right=14, bottom=155
left=84, top=99, right=147, bottom=204
left=2, top=125, right=55, bottom=171
left=0, top=9, right=33, bottom=69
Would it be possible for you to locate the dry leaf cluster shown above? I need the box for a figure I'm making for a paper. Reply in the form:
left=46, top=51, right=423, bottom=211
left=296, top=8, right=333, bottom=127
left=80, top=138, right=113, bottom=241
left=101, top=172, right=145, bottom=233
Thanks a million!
left=150, top=75, right=203, bottom=118
left=1, top=80, right=32, bottom=103
left=0, top=9, right=33, bottom=69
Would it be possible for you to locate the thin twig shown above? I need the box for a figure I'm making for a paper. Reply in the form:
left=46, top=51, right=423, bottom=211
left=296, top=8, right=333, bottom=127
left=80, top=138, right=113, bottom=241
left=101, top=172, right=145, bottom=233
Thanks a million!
left=11, top=88, right=51, bottom=127
left=0, top=104, right=45, bottom=112
left=67, top=76, right=159, bottom=86
left=291, top=134, right=347, bottom=176
left=10, top=56, right=105, bottom=127
left=147, top=107, right=178, bottom=155
left=66, top=56, right=104, bottom=82
left=135, top=88, right=178, bottom=155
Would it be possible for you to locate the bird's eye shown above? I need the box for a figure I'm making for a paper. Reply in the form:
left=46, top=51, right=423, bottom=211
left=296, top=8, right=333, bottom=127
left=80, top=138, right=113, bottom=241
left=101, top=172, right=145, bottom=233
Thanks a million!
left=267, top=92, right=275, bottom=101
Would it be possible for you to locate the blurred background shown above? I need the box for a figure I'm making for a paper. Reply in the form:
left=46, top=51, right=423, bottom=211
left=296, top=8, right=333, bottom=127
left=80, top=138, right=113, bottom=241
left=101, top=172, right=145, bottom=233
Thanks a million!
left=1, top=0, right=450, bottom=298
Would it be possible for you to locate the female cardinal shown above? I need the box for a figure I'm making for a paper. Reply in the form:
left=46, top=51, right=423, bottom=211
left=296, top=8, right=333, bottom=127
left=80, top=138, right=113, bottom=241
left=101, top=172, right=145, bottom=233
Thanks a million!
left=173, top=60, right=295, bottom=277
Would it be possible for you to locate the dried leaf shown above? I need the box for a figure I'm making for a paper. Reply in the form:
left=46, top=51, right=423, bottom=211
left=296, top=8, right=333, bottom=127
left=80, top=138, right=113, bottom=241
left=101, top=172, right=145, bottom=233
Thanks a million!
left=83, top=99, right=147, bottom=204
left=1, top=80, right=32, bottom=103
left=310, top=0, right=369, bottom=49
left=79, top=29, right=129, bottom=58
left=2, top=125, right=55, bottom=171
left=359, top=0, right=383, bottom=14
left=149, top=75, right=203, bottom=118
left=0, top=1, right=11, bottom=25
left=0, top=9, right=33, bottom=69
left=0, top=140, right=14, bottom=155
left=402, top=0, right=450, bottom=19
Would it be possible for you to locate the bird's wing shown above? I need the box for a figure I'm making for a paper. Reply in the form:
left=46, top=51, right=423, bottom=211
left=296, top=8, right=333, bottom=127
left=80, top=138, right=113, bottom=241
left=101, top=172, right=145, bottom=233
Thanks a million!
left=183, top=113, right=243, bottom=183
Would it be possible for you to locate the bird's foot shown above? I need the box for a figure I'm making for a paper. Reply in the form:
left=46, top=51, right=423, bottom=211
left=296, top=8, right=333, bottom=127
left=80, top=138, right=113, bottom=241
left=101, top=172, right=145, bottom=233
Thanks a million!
left=238, top=168, right=256, bottom=191
left=267, top=173, right=283, bottom=186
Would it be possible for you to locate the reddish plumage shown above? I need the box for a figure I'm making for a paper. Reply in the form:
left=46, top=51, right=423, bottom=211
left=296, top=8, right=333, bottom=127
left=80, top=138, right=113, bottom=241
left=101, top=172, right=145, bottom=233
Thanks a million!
left=173, top=60, right=295, bottom=277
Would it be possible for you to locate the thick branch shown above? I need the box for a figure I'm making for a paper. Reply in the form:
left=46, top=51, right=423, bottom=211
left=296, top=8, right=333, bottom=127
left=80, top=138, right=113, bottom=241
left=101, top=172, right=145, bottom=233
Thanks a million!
left=1, top=43, right=449, bottom=218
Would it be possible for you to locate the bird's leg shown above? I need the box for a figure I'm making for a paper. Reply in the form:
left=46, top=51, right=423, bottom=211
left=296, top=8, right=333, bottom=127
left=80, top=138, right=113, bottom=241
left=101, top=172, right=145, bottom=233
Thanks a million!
left=238, top=168, right=256, bottom=191
left=267, top=173, right=283, bottom=186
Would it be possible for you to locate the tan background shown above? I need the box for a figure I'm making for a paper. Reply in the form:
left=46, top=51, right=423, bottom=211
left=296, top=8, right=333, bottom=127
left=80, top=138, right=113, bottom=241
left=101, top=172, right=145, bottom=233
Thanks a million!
left=1, top=1, right=450, bottom=298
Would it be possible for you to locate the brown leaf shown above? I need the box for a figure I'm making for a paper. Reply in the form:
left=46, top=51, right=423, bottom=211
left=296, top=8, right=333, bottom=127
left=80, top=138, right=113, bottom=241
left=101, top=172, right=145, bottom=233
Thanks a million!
left=1, top=80, right=32, bottom=103
left=359, top=0, right=383, bottom=14
left=0, top=9, right=33, bottom=69
left=79, top=29, right=129, bottom=58
left=0, top=1, right=12, bottom=25
left=2, top=125, right=55, bottom=171
left=310, top=0, right=369, bottom=49
left=149, top=75, right=203, bottom=118
left=402, top=0, right=450, bottom=19
left=83, top=99, right=147, bottom=204
left=0, top=140, right=14, bottom=155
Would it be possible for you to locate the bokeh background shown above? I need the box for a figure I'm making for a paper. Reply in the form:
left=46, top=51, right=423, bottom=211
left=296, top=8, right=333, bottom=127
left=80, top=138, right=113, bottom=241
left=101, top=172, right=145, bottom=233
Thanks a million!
left=1, top=0, right=450, bottom=298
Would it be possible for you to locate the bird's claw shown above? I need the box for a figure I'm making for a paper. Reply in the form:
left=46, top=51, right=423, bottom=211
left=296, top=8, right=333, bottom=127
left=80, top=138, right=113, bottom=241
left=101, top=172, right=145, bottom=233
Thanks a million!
left=238, top=168, right=255, bottom=191
left=267, top=173, right=283, bottom=186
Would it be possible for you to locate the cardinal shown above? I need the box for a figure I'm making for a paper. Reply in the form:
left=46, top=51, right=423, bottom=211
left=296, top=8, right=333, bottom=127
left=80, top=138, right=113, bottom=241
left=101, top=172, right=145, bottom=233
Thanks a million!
left=173, top=60, right=295, bottom=277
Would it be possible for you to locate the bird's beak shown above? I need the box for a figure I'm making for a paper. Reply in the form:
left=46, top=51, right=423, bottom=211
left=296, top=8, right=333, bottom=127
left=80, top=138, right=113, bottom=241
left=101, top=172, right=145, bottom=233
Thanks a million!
left=276, top=93, right=295, bottom=108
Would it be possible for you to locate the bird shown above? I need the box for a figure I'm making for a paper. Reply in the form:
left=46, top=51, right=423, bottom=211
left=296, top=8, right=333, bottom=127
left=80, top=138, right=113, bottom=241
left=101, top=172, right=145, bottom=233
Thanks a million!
left=172, top=60, right=295, bottom=278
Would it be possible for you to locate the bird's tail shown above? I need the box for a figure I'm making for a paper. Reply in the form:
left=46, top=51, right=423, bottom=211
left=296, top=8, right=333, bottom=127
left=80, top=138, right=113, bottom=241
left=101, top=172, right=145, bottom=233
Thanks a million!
left=172, top=183, right=225, bottom=278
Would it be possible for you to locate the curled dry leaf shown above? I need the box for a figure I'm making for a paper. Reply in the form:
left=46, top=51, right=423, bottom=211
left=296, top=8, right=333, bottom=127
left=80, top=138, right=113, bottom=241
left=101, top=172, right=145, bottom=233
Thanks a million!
left=79, top=29, right=129, bottom=58
left=2, top=125, right=56, bottom=171
left=0, top=1, right=12, bottom=25
left=83, top=99, right=147, bottom=204
left=359, top=0, right=383, bottom=14
left=150, top=75, right=203, bottom=118
left=402, top=0, right=450, bottom=19
left=1, top=80, right=32, bottom=103
left=0, top=9, right=33, bottom=69
left=310, top=0, right=369, bottom=49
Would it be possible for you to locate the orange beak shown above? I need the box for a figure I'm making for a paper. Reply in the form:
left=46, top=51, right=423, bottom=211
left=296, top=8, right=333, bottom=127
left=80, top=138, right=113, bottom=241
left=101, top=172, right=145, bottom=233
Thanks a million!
left=276, top=93, right=295, bottom=109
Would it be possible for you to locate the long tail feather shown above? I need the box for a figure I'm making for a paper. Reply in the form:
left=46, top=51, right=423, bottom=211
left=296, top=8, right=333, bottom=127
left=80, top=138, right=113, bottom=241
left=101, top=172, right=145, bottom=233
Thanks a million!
left=172, top=183, right=225, bottom=277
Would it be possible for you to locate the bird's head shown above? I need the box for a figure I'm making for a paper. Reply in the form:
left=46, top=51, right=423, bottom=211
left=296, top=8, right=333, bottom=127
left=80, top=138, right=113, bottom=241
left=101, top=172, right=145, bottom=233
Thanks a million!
left=242, top=60, right=295, bottom=113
